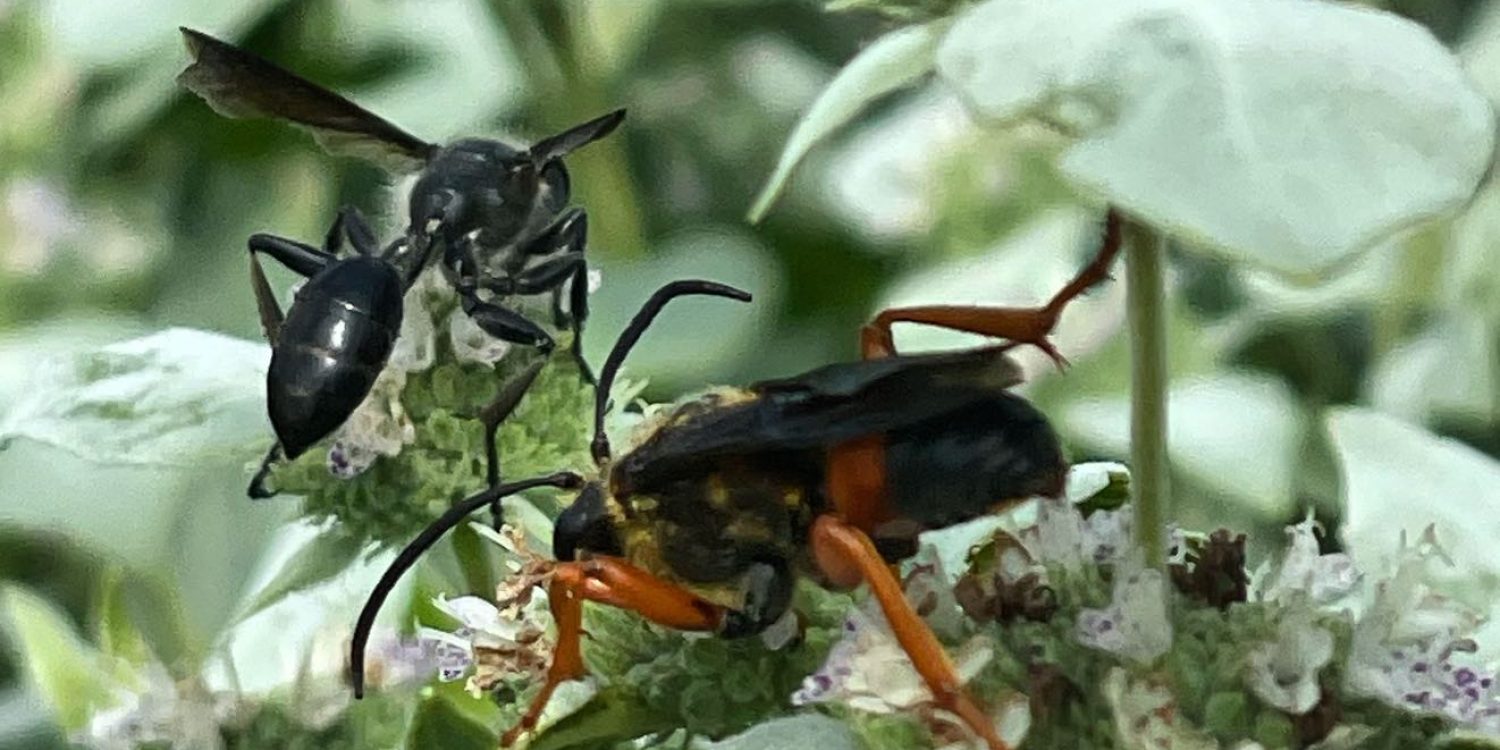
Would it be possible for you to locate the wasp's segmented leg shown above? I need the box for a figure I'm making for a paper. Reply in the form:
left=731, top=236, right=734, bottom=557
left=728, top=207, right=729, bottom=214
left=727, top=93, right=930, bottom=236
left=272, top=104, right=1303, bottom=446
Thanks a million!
left=502, top=557, right=725, bottom=747
left=809, top=514, right=1010, bottom=750
left=476, top=360, right=546, bottom=528
left=860, top=208, right=1123, bottom=364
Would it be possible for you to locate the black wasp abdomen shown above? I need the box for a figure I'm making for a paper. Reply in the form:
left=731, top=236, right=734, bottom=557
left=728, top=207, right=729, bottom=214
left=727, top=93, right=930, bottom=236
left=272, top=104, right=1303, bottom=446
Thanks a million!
left=267, top=257, right=404, bottom=458
left=884, top=392, right=1067, bottom=528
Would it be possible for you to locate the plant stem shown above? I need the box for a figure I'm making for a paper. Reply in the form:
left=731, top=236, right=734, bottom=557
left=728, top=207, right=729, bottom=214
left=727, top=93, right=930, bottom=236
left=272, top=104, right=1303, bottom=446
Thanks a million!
left=1124, top=220, right=1170, bottom=569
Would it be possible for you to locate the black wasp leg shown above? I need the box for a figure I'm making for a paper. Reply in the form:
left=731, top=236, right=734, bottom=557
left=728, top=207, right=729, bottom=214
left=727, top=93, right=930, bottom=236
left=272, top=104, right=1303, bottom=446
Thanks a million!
left=564, top=260, right=594, bottom=384
left=246, top=233, right=337, bottom=344
left=413, top=189, right=470, bottom=277
left=514, top=208, right=594, bottom=383
left=479, top=252, right=585, bottom=296
left=454, top=234, right=557, bottom=353
left=457, top=291, right=557, bottom=353
left=248, top=443, right=283, bottom=499
left=248, top=233, right=336, bottom=278
left=476, top=360, right=545, bottom=528
left=520, top=207, right=587, bottom=257
left=322, top=211, right=346, bottom=256
left=339, top=205, right=381, bottom=256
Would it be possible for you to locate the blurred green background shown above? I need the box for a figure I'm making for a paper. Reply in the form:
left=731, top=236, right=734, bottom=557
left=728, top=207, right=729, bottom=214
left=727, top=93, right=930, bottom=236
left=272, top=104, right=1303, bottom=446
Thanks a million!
left=0, top=0, right=1496, bottom=747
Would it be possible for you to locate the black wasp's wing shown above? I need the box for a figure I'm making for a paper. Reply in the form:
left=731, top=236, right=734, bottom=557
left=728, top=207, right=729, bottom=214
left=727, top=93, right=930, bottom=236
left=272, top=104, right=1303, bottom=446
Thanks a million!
left=614, top=346, right=1025, bottom=491
left=177, top=28, right=436, bottom=173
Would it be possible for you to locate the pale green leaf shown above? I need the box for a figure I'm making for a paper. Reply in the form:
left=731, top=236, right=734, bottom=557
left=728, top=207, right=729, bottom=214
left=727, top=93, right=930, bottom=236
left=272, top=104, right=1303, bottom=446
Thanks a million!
left=1061, top=374, right=1303, bottom=516
left=405, top=692, right=494, bottom=750
left=0, top=584, right=117, bottom=732
left=229, top=527, right=368, bottom=628
left=936, top=0, right=1494, bottom=275
left=748, top=19, right=950, bottom=223
left=1327, top=408, right=1500, bottom=612
left=584, top=227, right=781, bottom=386
left=1368, top=313, right=1497, bottom=427
left=0, top=328, right=268, bottom=466
left=697, top=714, right=863, bottom=750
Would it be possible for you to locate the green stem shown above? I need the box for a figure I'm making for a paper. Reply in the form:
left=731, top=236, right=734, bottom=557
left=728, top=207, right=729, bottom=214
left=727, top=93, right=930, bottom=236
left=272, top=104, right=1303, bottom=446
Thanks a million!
left=1124, top=220, right=1170, bottom=569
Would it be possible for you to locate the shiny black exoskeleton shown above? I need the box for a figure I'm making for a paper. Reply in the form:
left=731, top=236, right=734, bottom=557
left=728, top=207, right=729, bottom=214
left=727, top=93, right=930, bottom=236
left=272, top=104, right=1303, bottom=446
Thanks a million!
left=178, top=27, right=623, bottom=378
left=243, top=207, right=417, bottom=498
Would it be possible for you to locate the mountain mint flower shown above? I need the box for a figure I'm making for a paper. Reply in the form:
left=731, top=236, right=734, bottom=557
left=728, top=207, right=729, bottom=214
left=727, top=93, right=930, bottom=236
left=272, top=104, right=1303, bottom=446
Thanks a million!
left=328, top=369, right=416, bottom=478
left=792, top=590, right=1021, bottom=747
left=1345, top=526, right=1500, bottom=734
left=1025, top=469, right=1131, bottom=570
left=1246, top=610, right=1335, bottom=714
left=1257, top=514, right=1360, bottom=605
left=1076, top=555, right=1172, bottom=663
left=448, top=308, right=514, bottom=365
left=1102, top=668, right=1216, bottom=750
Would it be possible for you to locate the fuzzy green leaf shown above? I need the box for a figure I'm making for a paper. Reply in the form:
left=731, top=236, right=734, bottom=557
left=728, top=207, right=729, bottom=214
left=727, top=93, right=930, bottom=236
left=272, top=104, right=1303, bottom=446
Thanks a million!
left=229, top=527, right=369, bottom=628
left=748, top=19, right=950, bottom=223
left=698, top=714, right=863, bottom=750
left=0, top=584, right=117, bottom=732
left=527, top=687, right=673, bottom=750
left=936, top=0, right=1494, bottom=276
left=405, top=692, right=495, bottom=750
left=0, top=328, right=267, bottom=466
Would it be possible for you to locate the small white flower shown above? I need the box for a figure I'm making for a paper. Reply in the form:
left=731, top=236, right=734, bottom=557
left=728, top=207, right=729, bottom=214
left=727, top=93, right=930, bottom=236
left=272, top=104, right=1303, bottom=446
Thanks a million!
left=1246, top=611, right=1335, bottom=714
left=1025, top=462, right=1132, bottom=570
left=388, top=273, right=440, bottom=373
left=1258, top=513, right=1360, bottom=605
left=903, top=547, right=965, bottom=641
left=423, top=525, right=559, bottom=696
left=327, top=368, right=416, bottom=478
left=792, top=598, right=1022, bottom=747
left=1076, top=555, right=1172, bottom=663
left=1102, top=668, right=1217, bottom=750
left=448, top=307, right=514, bottom=365
left=1344, top=526, right=1500, bottom=734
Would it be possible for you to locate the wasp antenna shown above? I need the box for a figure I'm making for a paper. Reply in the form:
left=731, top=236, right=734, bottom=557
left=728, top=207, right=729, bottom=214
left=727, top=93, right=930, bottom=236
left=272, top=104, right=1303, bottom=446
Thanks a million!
left=349, top=471, right=584, bottom=698
left=591, top=280, right=752, bottom=464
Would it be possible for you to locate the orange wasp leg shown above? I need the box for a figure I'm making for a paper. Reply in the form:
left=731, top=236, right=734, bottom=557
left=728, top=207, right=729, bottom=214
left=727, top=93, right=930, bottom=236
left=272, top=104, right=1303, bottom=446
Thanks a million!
left=860, top=208, right=1123, bottom=362
left=501, top=557, right=726, bottom=747
left=810, top=514, right=1011, bottom=750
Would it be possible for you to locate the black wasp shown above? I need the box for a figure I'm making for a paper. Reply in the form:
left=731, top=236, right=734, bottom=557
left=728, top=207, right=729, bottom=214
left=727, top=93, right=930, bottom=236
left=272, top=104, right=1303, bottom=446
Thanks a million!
left=178, top=27, right=623, bottom=378
left=242, top=205, right=549, bottom=500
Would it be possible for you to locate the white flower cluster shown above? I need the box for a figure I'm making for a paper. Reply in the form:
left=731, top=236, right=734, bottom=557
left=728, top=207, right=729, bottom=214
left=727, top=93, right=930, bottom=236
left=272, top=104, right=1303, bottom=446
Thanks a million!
left=790, top=461, right=1500, bottom=747
left=324, top=266, right=600, bottom=478
left=417, top=524, right=557, bottom=697
left=1343, top=528, right=1500, bottom=733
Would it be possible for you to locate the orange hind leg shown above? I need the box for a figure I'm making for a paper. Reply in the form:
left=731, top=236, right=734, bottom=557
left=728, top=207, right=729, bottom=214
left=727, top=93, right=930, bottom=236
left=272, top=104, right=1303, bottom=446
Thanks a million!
left=861, top=208, right=1123, bottom=362
left=810, top=514, right=1011, bottom=750
left=501, top=558, right=725, bottom=747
